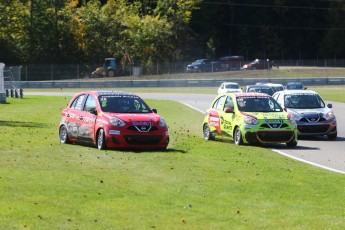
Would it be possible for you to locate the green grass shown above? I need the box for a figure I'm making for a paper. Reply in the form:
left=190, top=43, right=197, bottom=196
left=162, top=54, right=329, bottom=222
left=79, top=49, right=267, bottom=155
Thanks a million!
left=1, top=96, right=345, bottom=229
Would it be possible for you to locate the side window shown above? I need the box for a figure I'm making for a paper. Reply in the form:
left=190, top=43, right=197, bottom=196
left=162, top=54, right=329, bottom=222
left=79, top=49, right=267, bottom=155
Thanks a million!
left=212, top=96, right=226, bottom=110
left=84, top=95, right=97, bottom=112
left=70, top=94, right=86, bottom=110
left=224, top=96, right=234, bottom=108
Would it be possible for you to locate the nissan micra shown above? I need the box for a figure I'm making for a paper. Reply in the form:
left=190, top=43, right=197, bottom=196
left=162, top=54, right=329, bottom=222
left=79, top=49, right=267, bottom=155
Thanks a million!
left=203, top=92, right=298, bottom=147
left=59, top=91, right=169, bottom=150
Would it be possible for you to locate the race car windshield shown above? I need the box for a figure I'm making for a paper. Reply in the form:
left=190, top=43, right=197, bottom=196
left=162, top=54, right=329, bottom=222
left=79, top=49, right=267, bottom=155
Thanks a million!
left=236, top=97, right=283, bottom=112
left=284, top=94, right=325, bottom=109
left=99, top=95, right=151, bottom=113
left=225, top=84, right=240, bottom=89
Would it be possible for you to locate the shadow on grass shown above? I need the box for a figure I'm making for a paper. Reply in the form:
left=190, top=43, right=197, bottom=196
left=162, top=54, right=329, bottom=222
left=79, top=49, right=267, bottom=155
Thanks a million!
left=0, top=120, right=48, bottom=128
left=209, top=136, right=321, bottom=150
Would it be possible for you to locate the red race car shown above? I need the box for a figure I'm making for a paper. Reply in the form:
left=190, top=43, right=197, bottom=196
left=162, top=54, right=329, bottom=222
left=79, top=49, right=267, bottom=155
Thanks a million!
left=59, top=91, right=169, bottom=150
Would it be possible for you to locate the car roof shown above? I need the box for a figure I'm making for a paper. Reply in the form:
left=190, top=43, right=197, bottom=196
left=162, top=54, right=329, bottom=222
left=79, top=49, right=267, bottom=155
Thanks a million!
left=246, top=85, right=272, bottom=89
left=220, top=92, right=270, bottom=97
left=81, top=90, right=135, bottom=96
left=287, top=81, right=303, bottom=84
left=279, top=89, right=317, bottom=95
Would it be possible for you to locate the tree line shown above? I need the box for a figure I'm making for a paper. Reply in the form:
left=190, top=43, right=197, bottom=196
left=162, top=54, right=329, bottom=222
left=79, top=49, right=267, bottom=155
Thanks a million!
left=1, top=0, right=345, bottom=66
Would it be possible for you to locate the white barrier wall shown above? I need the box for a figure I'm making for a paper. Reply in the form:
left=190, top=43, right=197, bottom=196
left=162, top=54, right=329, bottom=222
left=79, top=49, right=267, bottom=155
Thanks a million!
left=0, top=63, right=6, bottom=103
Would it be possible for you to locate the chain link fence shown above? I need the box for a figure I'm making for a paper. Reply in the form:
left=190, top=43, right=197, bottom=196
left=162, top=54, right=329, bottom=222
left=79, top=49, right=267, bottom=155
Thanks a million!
left=4, top=59, right=345, bottom=82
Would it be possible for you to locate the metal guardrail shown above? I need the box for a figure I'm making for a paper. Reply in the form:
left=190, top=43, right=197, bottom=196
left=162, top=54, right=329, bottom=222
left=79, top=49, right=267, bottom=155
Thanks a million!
left=5, top=77, right=345, bottom=89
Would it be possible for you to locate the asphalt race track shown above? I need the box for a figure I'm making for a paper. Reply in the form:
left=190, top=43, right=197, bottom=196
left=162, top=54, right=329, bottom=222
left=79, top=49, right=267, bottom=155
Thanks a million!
left=27, top=91, right=345, bottom=174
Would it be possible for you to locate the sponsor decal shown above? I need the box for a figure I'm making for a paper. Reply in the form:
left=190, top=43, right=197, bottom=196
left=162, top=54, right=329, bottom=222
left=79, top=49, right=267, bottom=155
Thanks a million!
left=132, top=121, right=152, bottom=126
left=261, top=113, right=284, bottom=117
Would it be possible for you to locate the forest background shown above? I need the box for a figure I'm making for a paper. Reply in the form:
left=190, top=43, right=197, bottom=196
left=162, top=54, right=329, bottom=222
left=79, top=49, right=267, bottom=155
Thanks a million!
left=1, top=0, right=345, bottom=67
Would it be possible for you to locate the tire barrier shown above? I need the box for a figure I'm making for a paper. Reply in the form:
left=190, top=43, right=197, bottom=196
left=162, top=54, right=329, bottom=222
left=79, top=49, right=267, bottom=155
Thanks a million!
left=5, top=88, right=23, bottom=98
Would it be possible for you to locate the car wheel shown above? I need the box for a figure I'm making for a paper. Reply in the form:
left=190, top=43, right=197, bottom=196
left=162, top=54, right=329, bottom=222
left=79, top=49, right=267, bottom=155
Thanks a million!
left=327, top=132, right=337, bottom=140
left=203, top=124, right=214, bottom=141
left=59, top=125, right=70, bottom=144
left=97, top=129, right=107, bottom=150
left=234, top=127, right=243, bottom=145
left=286, top=136, right=298, bottom=148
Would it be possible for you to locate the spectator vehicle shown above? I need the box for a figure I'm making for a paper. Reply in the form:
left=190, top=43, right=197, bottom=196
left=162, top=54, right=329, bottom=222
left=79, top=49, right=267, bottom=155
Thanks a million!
left=217, top=82, right=242, bottom=94
left=286, top=82, right=306, bottom=90
left=59, top=91, right=170, bottom=150
left=272, top=90, right=337, bottom=139
left=203, top=92, right=298, bottom=147
left=245, top=85, right=275, bottom=96
left=218, top=56, right=244, bottom=71
left=242, top=59, right=272, bottom=70
left=186, top=59, right=220, bottom=73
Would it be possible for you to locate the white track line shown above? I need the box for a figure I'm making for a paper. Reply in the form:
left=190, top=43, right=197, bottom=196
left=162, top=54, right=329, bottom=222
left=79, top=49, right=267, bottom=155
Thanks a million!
left=271, top=149, right=345, bottom=174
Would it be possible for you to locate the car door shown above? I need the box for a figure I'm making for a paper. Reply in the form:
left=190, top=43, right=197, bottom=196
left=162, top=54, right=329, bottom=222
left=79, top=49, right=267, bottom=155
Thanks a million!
left=220, top=96, right=236, bottom=137
left=66, top=94, right=87, bottom=141
left=77, top=94, right=97, bottom=144
left=208, top=95, right=226, bottom=135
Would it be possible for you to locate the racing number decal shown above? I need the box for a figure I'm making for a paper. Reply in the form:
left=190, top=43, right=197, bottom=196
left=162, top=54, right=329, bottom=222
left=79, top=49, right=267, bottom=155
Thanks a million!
left=208, top=110, right=221, bottom=134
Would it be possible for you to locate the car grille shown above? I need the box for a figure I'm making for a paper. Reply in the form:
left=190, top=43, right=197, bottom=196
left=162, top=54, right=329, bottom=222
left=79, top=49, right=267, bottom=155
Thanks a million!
left=124, top=135, right=163, bottom=145
left=256, top=131, right=294, bottom=142
left=298, top=124, right=330, bottom=134
left=300, top=117, right=326, bottom=122
left=127, top=125, right=158, bottom=132
left=260, top=123, right=289, bottom=129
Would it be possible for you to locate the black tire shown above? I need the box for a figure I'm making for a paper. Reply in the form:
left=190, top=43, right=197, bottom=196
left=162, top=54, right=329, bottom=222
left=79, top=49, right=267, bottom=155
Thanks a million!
left=286, top=136, right=298, bottom=148
left=97, top=129, right=107, bottom=150
left=327, top=132, right=337, bottom=140
left=234, top=127, right=243, bottom=145
left=107, top=70, right=115, bottom=77
left=59, top=125, right=70, bottom=144
left=203, top=124, right=214, bottom=141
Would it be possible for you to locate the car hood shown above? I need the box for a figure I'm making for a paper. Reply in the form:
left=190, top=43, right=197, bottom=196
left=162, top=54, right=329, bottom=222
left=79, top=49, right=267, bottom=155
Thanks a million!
left=222, top=89, right=242, bottom=93
left=105, top=112, right=161, bottom=123
left=287, top=107, right=330, bottom=117
left=241, top=111, right=288, bottom=120
left=187, top=63, right=200, bottom=67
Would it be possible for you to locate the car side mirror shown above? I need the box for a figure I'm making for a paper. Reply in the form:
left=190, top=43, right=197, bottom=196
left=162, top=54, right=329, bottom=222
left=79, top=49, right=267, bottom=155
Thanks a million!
left=224, top=107, right=234, bottom=113
left=152, top=108, right=157, bottom=113
left=327, top=104, right=332, bottom=108
left=89, top=108, right=98, bottom=115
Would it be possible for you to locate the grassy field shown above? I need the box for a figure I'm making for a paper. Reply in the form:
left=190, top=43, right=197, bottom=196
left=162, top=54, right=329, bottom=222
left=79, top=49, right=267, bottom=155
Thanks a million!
left=1, top=96, right=345, bottom=229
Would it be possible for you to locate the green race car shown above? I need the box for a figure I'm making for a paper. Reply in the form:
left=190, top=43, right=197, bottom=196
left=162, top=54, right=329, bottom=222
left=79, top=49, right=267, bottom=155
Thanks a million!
left=203, top=92, right=298, bottom=147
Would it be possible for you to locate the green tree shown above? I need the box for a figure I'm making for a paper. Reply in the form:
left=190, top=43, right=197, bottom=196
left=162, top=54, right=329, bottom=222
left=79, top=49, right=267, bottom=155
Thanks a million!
left=0, top=0, right=30, bottom=63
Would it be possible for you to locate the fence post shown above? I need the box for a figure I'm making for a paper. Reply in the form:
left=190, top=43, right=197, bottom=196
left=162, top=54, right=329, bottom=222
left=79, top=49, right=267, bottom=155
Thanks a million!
left=0, top=63, right=6, bottom=103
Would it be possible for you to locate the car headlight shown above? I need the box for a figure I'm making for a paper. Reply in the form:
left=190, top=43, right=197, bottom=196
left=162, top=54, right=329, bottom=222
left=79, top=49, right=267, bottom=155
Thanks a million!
left=326, top=111, right=335, bottom=120
left=109, top=117, right=125, bottom=127
left=244, top=115, right=258, bottom=125
left=288, top=112, right=301, bottom=121
left=158, top=117, right=167, bottom=127
left=287, top=113, right=297, bottom=126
